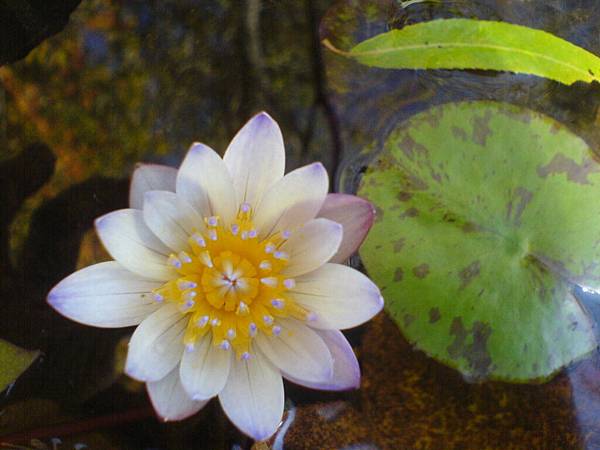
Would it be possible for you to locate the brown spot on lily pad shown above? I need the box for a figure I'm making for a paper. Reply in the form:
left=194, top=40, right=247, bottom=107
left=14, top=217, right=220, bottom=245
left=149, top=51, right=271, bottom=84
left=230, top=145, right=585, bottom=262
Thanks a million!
left=374, top=205, right=384, bottom=223
left=403, top=313, right=415, bottom=327
left=472, top=110, right=493, bottom=146
left=413, top=263, right=430, bottom=279
left=459, top=260, right=481, bottom=290
left=430, top=169, right=443, bottom=183
left=405, top=173, right=428, bottom=191
left=392, top=238, right=406, bottom=253
left=399, top=135, right=428, bottom=159
left=447, top=317, right=467, bottom=359
left=443, top=211, right=458, bottom=223
left=506, top=187, right=533, bottom=225
left=429, top=307, right=441, bottom=323
left=400, top=207, right=419, bottom=219
left=394, top=267, right=404, bottom=282
left=452, top=126, right=468, bottom=141
left=537, top=153, right=600, bottom=185
left=397, top=191, right=413, bottom=202
left=447, top=317, right=493, bottom=379
left=470, top=321, right=494, bottom=377
left=462, top=222, right=480, bottom=233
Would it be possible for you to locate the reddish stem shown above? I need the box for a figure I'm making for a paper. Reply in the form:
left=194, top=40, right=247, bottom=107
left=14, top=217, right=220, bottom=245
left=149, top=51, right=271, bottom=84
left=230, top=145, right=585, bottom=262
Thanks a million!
left=0, top=406, right=154, bottom=445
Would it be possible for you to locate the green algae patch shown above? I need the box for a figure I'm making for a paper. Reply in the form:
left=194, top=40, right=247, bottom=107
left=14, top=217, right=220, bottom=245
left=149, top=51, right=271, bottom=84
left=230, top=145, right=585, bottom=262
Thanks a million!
left=359, top=101, right=600, bottom=381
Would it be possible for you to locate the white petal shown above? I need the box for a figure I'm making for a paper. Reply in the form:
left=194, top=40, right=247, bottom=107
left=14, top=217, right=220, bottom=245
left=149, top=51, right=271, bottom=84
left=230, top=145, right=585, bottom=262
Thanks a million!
left=143, top=190, right=203, bottom=252
left=223, top=112, right=285, bottom=207
left=180, top=333, right=232, bottom=400
left=176, top=143, right=237, bottom=224
left=292, top=263, right=384, bottom=330
left=95, top=209, right=175, bottom=281
left=317, top=193, right=375, bottom=263
left=219, top=346, right=284, bottom=441
left=47, top=261, right=162, bottom=328
left=130, top=164, right=177, bottom=209
left=280, top=218, right=342, bottom=277
left=125, top=303, right=187, bottom=382
left=282, top=329, right=360, bottom=391
left=256, top=318, right=332, bottom=384
left=253, top=163, right=328, bottom=239
left=147, top=365, right=209, bottom=421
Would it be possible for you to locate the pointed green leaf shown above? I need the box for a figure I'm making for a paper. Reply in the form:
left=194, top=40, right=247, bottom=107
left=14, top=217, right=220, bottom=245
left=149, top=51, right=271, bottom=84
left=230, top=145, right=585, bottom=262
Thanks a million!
left=339, top=19, right=600, bottom=85
left=0, top=339, right=39, bottom=392
left=358, top=101, right=599, bottom=381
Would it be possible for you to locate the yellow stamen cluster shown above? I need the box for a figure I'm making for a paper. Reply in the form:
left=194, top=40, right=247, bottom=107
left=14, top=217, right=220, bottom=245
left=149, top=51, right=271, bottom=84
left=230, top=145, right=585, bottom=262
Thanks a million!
left=152, top=204, right=313, bottom=359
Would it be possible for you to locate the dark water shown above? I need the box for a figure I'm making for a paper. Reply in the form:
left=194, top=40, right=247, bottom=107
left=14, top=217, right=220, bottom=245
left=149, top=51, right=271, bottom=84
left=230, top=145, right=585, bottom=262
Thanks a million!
left=2, top=0, right=600, bottom=448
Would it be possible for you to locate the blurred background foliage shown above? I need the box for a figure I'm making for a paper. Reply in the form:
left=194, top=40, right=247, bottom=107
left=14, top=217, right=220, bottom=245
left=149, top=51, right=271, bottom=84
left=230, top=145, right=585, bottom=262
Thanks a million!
left=2, top=0, right=339, bottom=268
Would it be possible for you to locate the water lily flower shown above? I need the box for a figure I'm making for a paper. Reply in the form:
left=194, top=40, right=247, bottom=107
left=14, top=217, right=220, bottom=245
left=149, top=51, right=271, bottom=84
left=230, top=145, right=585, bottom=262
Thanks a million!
left=47, top=112, right=383, bottom=441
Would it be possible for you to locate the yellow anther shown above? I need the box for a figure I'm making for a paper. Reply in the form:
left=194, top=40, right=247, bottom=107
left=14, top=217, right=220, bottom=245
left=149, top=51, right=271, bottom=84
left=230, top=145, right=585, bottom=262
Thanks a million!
left=156, top=203, right=317, bottom=355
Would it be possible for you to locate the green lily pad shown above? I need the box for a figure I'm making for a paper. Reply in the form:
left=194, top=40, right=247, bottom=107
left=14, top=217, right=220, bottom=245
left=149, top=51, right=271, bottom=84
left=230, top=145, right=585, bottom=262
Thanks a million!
left=0, top=339, right=39, bottom=392
left=358, top=101, right=600, bottom=381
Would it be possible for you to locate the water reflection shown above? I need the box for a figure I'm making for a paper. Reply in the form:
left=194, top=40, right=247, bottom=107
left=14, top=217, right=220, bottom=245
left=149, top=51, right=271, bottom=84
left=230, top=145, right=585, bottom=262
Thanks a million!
left=321, top=0, right=600, bottom=193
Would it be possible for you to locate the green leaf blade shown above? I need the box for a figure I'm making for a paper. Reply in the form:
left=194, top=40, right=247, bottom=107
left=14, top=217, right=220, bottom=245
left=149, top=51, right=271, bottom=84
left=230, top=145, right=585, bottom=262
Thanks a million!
left=359, top=101, right=600, bottom=381
left=0, top=339, right=39, bottom=392
left=349, top=19, right=600, bottom=85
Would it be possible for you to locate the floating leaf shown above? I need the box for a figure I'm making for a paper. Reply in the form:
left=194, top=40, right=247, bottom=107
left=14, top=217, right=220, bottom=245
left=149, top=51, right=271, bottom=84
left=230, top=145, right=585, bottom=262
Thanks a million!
left=0, top=339, right=39, bottom=392
left=359, top=101, right=600, bottom=381
left=324, top=19, right=600, bottom=86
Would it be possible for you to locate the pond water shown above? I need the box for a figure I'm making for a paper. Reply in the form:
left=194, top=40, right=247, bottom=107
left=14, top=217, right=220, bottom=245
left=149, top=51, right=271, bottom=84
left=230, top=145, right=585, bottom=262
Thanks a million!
left=2, top=0, right=600, bottom=449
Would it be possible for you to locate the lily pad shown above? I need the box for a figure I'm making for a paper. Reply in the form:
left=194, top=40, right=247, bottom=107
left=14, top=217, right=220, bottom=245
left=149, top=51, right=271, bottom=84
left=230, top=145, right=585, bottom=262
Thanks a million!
left=358, top=101, right=600, bottom=381
left=0, top=339, right=39, bottom=392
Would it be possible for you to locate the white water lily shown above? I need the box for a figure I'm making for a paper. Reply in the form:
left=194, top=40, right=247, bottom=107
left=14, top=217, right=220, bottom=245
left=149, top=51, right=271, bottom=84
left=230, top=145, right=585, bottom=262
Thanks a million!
left=47, top=112, right=383, bottom=441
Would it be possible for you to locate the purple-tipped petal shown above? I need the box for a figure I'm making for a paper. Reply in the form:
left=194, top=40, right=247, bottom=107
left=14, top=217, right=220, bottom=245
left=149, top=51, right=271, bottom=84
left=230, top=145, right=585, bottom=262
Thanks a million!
left=317, top=193, right=375, bottom=263
left=130, top=164, right=177, bottom=209
left=256, top=319, right=333, bottom=384
left=47, top=261, right=162, bottom=328
left=291, top=263, right=384, bottom=330
left=223, top=112, right=285, bottom=207
left=219, top=346, right=284, bottom=441
left=253, top=162, right=329, bottom=239
left=282, top=329, right=360, bottom=391
left=176, top=143, right=237, bottom=224
left=147, top=365, right=209, bottom=422
left=95, top=209, right=175, bottom=281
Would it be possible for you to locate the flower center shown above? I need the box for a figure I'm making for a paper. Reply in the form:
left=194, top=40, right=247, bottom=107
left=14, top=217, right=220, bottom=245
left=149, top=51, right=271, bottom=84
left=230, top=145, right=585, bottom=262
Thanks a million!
left=152, top=203, right=313, bottom=359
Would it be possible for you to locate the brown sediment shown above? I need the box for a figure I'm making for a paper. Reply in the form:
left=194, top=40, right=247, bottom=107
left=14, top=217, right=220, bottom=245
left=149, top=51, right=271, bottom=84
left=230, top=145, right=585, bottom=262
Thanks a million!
left=282, top=314, right=586, bottom=449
